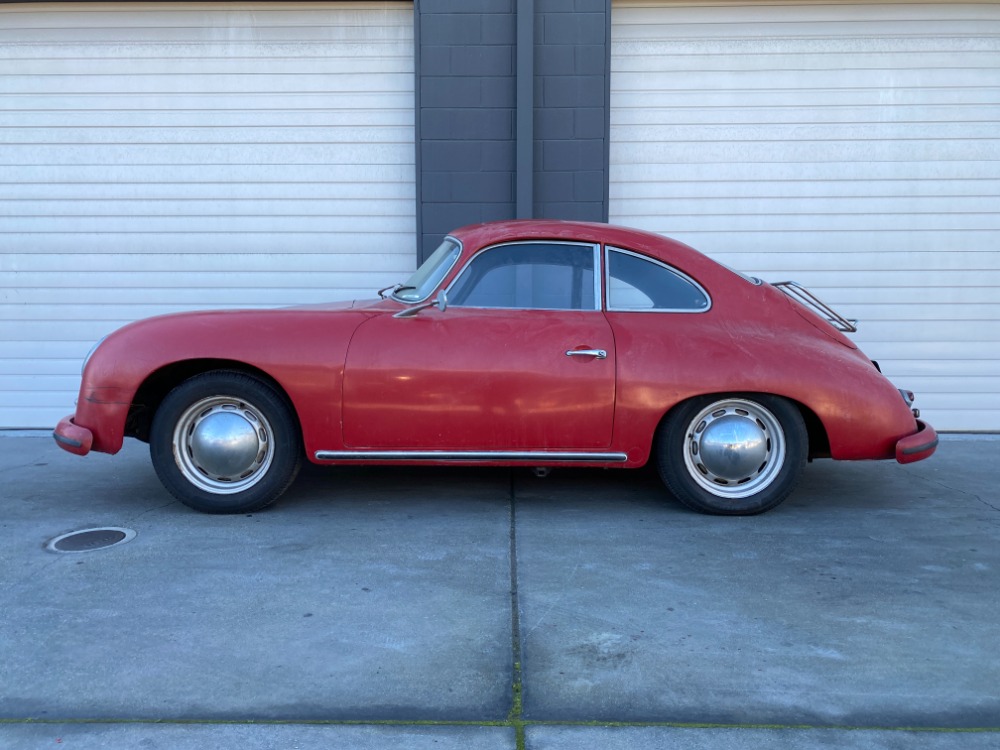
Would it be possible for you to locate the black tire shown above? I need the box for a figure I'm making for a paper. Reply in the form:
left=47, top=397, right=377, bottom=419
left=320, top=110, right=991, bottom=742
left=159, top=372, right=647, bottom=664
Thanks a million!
left=150, top=371, right=302, bottom=514
left=656, top=394, right=807, bottom=515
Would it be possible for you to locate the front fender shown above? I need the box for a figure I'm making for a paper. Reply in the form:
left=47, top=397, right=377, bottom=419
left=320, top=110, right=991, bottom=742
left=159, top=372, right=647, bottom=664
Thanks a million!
left=66, top=308, right=372, bottom=456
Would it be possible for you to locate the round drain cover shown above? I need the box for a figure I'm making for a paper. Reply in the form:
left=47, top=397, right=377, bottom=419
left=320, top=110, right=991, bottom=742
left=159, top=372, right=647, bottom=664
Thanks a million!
left=46, top=527, right=136, bottom=554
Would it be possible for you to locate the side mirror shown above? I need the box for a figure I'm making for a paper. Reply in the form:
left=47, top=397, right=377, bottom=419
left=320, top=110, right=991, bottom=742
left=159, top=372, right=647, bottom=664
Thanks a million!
left=393, top=291, right=448, bottom=319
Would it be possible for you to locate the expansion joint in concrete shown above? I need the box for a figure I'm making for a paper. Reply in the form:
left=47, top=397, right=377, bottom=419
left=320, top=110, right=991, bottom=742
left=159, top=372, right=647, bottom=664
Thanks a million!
left=507, top=470, right=526, bottom=750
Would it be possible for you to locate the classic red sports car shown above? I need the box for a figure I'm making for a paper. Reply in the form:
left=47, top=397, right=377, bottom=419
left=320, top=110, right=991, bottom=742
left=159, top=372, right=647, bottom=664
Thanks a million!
left=54, top=220, right=937, bottom=515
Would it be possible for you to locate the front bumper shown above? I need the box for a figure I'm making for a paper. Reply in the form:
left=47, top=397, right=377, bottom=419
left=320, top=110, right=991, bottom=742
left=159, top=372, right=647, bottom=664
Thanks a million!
left=895, top=419, right=938, bottom=464
left=53, top=416, right=93, bottom=456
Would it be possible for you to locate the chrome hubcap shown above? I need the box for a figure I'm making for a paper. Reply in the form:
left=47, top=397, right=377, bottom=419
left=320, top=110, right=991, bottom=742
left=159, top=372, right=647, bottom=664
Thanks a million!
left=683, top=399, right=786, bottom=499
left=173, top=397, right=273, bottom=494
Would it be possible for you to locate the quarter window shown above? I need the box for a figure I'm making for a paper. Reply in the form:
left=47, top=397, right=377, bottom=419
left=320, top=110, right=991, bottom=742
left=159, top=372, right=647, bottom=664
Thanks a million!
left=448, top=242, right=598, bottom=310
left=606, top=248, right=710, bottom=312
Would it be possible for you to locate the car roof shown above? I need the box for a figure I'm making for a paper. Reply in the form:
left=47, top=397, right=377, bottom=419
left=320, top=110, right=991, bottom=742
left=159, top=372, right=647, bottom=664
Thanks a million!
left=446, top=219, right=710, bottom=270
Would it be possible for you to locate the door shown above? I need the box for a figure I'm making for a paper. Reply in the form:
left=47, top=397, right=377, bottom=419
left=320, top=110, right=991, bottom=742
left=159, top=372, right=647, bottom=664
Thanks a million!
left=342, top=242, right=616, bottom=450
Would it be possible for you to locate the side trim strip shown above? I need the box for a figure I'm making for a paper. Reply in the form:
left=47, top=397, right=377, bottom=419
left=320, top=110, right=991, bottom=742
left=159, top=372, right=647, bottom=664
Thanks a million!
left=315, top=450, right=628, bottom=462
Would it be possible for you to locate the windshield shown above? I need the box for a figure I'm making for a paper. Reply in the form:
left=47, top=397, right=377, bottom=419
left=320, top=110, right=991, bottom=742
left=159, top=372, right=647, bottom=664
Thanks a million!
left=392, top=238, right=462, bottom=302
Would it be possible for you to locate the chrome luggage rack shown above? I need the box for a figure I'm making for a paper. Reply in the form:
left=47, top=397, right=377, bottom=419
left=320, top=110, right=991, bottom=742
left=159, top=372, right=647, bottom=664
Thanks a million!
left=772, top=280, right=858, bottom=333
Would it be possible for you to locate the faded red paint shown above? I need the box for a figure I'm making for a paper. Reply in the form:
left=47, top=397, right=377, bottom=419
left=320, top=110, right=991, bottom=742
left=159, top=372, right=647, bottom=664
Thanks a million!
left=53, top=219, right=936, bottom=469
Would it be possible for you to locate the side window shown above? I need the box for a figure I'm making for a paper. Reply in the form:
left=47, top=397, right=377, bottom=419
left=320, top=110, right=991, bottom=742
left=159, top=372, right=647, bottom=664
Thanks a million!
left=448, top=243, right=597, bottom=310
left=606, top=248, right=710, bottom=312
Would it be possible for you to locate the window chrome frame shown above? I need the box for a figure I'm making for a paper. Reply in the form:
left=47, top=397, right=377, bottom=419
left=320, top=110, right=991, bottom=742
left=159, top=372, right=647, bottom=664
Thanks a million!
left=604, top=246, right=712, bottom=314
left=445, top=240, right=603, bottom=312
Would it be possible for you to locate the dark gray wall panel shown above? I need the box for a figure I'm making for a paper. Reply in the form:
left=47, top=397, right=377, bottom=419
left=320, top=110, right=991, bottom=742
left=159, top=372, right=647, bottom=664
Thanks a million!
left=533, top=0, right=609, bottom=222
left=416, top=0, right=610, bottom=259
left=417, top=1, right=517, bottom=260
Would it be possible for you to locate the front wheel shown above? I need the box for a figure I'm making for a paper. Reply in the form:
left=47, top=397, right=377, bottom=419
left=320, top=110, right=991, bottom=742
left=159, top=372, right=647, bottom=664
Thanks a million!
left=150, top=371, right=303, bottom=513
left=656, top=395, right=807, bottom=515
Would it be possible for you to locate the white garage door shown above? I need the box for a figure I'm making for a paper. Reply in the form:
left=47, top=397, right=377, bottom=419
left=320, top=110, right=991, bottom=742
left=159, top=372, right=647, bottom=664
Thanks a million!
left=0, top=2, right=415, bottom=428
left=611, top=2, right=1000, bottom=431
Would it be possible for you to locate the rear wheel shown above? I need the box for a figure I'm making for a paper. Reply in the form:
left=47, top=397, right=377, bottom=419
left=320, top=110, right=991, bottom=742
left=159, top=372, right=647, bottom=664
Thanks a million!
left=150, top=371, right=302, bottom=513
left=656, top=395, right=807, bottom=515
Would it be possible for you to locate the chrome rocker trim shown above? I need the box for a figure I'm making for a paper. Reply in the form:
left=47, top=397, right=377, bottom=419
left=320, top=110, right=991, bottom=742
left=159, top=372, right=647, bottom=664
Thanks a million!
left=315, top=450, right=628, bottom=462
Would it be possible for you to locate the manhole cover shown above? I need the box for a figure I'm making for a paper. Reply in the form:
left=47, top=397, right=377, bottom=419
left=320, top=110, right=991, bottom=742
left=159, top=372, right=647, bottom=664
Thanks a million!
left=46, top=527, right=136, bottom=554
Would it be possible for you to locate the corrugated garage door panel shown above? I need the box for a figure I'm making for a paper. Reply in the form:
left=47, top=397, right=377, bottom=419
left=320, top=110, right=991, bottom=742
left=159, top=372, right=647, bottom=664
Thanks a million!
left=610, top=1, right=1000, bottom=431
left=0, top=2, right=415, bottom=428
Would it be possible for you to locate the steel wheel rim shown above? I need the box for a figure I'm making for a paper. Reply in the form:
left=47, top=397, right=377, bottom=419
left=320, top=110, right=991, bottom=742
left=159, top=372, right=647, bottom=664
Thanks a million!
left=172, top=395, right=274, bottom=494
left=682, top=399, right=786, bottom=499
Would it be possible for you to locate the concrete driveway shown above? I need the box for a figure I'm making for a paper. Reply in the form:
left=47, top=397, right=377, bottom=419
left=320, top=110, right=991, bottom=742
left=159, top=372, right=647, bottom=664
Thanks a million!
left=2, top=433, right=998, bottom=749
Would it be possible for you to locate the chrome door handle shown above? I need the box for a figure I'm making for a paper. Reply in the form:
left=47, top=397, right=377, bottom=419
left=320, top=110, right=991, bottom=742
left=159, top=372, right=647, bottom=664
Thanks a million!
left=565, top=349, right=607, bottom=359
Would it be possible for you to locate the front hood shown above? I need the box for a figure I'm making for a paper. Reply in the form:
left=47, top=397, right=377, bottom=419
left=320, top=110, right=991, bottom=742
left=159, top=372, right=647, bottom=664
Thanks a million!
left=93, top=299, right=384, bottom=361
left=108, top=297, right=385, bottom=335
left=283, top=297, right=399, bottom=312
left=282, top=299, right=356, bottom=311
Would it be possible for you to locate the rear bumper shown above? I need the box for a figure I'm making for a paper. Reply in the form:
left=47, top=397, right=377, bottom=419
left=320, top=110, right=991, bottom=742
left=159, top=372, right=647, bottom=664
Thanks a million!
left=53, top=416, right=93, bottom=456
left=895, top=419, right=938, bottom=464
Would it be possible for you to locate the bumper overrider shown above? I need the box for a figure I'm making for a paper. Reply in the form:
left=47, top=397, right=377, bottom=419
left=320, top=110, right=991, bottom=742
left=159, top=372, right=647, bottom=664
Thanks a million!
left=895, top=419, right=938, bottom=464
left=52, top=385, right=132, bottom=456
left=53, top=416, right=93, bottom=456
